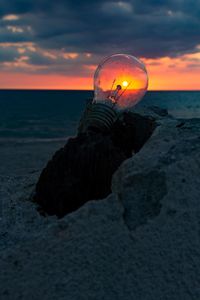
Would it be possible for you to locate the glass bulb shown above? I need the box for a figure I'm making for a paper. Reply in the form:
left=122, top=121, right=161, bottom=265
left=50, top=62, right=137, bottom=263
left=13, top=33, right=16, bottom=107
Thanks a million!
left=93, top=54, right=148, bottom=111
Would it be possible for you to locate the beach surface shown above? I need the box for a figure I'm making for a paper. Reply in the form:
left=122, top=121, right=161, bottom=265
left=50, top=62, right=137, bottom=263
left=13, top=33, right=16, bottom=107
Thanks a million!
left=1, top=106, right=200, bottom=299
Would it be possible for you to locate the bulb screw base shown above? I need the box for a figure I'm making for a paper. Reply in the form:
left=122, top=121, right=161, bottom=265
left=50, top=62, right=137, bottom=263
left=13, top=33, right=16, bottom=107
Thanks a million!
left=78, top=102, right=118, bottom=133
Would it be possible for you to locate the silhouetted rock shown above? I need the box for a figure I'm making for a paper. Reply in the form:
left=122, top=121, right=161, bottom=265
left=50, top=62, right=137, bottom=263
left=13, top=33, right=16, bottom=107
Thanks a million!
left=34, top=112, right=156, bottom=217
left=34, top=132, right=127, bottom=217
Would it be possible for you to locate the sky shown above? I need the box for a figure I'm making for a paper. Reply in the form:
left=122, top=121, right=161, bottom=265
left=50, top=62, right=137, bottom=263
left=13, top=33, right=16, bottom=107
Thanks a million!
left=0, top=0, right=199, bottom=90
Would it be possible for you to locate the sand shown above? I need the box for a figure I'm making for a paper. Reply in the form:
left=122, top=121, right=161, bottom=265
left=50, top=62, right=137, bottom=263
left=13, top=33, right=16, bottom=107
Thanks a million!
left=0, top=107, right=200, bottom=299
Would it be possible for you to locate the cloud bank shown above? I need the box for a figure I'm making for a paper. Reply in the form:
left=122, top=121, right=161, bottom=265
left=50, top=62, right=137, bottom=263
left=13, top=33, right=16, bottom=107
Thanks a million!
left=0, top=0, right=200, bottom=79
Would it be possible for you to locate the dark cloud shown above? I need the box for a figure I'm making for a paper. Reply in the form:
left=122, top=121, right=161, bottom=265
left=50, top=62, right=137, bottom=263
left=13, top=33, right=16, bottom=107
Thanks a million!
left=0, top=47, right=20, bottom=62
left=0, top=0, right=200, bottom=73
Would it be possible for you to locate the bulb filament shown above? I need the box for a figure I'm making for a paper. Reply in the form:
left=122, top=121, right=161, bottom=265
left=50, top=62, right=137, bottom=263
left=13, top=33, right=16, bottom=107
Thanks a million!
left=107, top=79, right=132, bottom=105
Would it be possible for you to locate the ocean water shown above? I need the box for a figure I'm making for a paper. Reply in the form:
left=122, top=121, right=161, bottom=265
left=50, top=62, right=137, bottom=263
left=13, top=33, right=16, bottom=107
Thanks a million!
left=0, top=90, right=199, bottom=142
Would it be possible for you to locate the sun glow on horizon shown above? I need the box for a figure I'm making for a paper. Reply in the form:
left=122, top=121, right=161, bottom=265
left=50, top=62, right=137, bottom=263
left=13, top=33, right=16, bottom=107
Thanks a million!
left=0, top=50, right=200, bottom=90
left=122, top=80, right=128, bottom=87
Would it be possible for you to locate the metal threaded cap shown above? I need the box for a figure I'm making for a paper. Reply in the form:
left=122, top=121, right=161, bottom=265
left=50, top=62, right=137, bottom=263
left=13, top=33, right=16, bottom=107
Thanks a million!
left=78, top=102, right=118, bottom=133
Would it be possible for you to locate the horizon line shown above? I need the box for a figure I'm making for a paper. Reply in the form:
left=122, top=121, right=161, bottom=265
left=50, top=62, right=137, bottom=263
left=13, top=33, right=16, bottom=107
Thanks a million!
left=0, top=89, right=200, bottom=92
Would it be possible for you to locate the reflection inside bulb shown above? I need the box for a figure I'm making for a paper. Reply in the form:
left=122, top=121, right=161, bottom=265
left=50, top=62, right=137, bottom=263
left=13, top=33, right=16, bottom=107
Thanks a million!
left=94, top=54, right=148, bottom=111
left=107, top=78, right=132, bottom=105
left=122, top=81, right=128, bottom=87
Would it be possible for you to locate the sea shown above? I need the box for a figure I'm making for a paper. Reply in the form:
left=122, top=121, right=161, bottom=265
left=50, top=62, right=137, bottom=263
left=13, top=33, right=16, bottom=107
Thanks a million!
left=0, top=90, right=200, bottom=143
left=0, top=90, right=199, bottom=176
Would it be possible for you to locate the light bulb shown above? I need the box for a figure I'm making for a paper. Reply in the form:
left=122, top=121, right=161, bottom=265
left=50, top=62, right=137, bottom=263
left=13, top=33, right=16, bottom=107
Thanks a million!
left=79, top=54, right=148, bottom=132
left=93, top=54, right=148, bottom=111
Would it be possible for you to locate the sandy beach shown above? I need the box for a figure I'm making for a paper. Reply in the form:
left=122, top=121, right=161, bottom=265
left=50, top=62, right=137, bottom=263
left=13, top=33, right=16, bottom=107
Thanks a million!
left=0, top=0, right=200, bottom=297
left=1, top=107, right=200, bottom=299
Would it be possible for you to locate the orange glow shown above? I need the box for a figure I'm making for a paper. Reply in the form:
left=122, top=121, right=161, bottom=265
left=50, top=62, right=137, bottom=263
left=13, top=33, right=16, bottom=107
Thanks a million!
left=99, top=70, right=147, bottom=93
left=0, top=72, right=93, bottom=90
left=112, top=75, right=145, bottom=91
left=2, top=14, right=20, bottom=21
left=142, top=53, right=200, bottom=90
left=116, top=77, right=142, bottom=90
left=122, top=80, right=128, bottom=87
left=0, top=51, right=199, bottom=90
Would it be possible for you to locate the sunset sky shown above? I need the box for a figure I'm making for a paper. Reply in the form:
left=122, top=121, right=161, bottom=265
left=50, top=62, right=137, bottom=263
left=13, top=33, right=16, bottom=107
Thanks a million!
left=0, top=0, right=200, bottom=90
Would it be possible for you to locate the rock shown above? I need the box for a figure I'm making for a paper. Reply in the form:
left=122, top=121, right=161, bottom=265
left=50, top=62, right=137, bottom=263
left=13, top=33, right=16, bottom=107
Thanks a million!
left=1, top=107, right=200, bottom=299
left=111, top=112, right=156, bottom=153
left=34, top=111, right=155, bottom=217
left=34, top=132, right=127, bottom=217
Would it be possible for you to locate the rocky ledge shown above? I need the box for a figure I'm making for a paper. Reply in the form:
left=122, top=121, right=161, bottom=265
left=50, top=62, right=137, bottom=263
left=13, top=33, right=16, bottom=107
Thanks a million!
left=33, top=110, right=156, bottom=217
left=1, top=106, right=200, bottom=300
